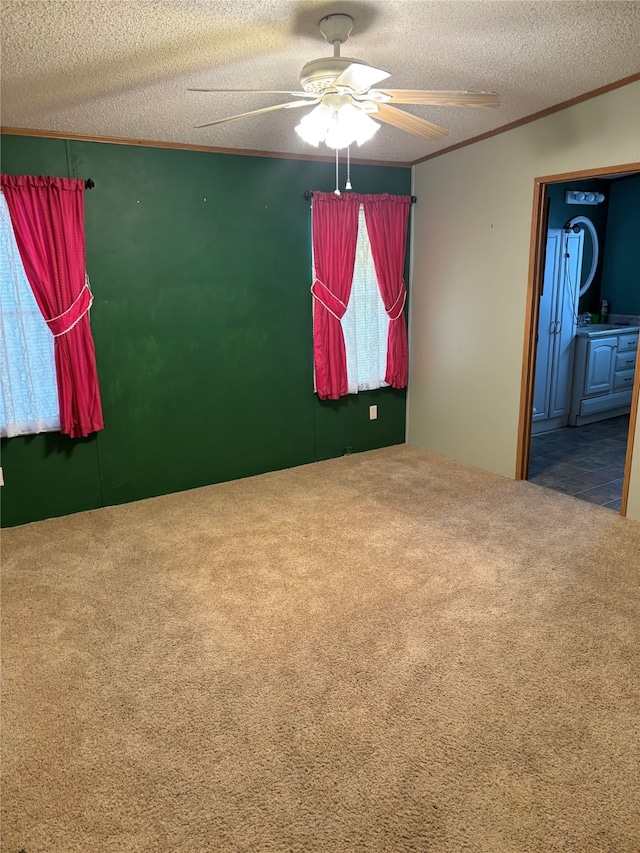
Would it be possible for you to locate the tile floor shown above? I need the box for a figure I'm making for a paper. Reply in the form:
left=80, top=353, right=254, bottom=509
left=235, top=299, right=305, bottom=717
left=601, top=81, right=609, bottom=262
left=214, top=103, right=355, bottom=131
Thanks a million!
left=529, top=414, right=629, bottom=511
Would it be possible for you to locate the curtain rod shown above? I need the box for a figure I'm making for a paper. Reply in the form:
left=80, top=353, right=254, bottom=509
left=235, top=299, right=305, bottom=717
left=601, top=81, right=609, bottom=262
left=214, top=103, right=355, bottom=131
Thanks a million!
left=85, top=179, right=94, bottom=189
left=304, top=190, right=416, bottom=203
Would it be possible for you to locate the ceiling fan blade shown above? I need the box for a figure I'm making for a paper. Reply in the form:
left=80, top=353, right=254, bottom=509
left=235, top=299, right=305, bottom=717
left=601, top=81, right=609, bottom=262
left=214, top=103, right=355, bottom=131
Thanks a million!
left=189, top=88, right=313, bottom=98
left=375, top=90, right=501, bottom=108
left=373, top=103, right=450, bottom=141
left=195, top=100, right=318, bottom=129
left=333, top=62, right=391, bottom=94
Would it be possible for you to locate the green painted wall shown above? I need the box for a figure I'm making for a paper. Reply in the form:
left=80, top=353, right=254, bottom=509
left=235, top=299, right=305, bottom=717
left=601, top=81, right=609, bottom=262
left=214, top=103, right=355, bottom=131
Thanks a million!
left=600, top=174, right=640, bottom=315
left=0, top=135, right=410, bottom=527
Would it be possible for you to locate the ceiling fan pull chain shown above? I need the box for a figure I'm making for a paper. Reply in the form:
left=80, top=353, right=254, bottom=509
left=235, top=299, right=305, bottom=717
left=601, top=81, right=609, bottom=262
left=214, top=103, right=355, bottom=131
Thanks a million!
left=345, top=145, right=352, bottom=190
left=334, top=147, right=341, bottom=196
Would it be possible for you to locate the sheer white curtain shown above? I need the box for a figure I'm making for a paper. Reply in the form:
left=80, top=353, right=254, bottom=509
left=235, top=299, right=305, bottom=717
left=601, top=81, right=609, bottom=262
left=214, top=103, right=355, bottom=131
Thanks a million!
left=338, top=205, right=389, bottom=394
left=0, top=191, right=60, bottom=437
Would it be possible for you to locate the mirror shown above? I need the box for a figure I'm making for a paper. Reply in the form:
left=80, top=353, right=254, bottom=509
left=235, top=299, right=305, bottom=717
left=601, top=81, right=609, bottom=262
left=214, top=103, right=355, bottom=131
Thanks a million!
left=565, top=215, right=599, bottom=297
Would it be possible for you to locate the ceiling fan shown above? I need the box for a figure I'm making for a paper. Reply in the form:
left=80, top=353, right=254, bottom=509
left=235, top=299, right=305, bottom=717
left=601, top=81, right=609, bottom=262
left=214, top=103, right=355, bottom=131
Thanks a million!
left=189, top=13, right=500, bottom=149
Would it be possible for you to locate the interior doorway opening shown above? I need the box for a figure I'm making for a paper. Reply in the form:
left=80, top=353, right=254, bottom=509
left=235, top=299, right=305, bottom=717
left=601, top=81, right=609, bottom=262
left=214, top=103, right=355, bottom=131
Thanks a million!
left=517, top=163, right=640, bottom=516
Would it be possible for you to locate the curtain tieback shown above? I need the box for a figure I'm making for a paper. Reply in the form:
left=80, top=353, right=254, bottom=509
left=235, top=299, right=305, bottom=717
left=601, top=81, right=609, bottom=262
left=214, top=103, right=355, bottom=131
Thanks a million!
left=387, top=280, right=406, bottom=321
left=311, top=278, right=348, bottom=321
left=46, top=277, right=94, bottom=338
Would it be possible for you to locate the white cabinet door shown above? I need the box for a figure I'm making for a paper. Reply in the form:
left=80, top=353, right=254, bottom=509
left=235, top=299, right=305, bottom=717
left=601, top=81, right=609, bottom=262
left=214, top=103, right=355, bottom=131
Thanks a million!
left=585, top=337, right=617, bottom=395
left=533, top=229, right=583, bottom=424
left=549, top=230, right=582, bottom=418
left=532, top=233, right=561, bottom=422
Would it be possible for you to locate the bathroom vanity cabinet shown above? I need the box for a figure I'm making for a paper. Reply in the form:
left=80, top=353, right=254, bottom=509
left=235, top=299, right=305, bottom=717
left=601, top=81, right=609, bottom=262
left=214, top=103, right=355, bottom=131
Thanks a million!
left=569, top=327, right=639, bottom=425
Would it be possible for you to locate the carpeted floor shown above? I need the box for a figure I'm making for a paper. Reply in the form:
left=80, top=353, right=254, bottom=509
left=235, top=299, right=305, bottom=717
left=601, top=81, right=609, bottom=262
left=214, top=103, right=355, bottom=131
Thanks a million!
left=2, top=445, right=639, bottom=853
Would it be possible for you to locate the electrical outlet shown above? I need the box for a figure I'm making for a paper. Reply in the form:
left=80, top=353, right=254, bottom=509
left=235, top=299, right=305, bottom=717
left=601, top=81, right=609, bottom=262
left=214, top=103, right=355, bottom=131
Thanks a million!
left=344, top=446, right=352, bottom=455
left=369, top=405, right=378, bottom=420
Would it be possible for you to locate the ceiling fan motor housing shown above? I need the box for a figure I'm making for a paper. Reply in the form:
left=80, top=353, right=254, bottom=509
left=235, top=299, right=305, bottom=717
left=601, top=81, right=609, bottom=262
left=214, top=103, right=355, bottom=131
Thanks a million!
left=300, top=14, right=365, bottom=94
left=300, top=57, right=373, bottom=94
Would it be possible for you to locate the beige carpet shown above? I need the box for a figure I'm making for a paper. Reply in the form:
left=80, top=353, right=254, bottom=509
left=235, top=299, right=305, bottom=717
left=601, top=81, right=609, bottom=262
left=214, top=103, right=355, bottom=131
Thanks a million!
left=2, top=445, right=640, bottom=853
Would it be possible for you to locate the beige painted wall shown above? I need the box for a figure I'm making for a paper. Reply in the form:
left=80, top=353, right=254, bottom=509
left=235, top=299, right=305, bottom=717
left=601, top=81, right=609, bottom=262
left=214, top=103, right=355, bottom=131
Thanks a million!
left=408, top=82, right=640, bottom=520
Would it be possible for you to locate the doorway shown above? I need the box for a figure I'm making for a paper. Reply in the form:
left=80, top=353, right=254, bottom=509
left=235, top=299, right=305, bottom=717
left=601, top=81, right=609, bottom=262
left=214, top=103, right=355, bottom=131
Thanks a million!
left=517, top=163, right=640, bottom=517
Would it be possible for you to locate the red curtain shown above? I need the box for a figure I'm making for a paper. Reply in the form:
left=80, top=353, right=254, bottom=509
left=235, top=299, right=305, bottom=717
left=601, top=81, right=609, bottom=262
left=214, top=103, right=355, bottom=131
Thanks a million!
left=311, top=191, right=360, bottom=400
left=362, top=193, right=411, bottom=389
left=1, top=174, right=103, bottom=438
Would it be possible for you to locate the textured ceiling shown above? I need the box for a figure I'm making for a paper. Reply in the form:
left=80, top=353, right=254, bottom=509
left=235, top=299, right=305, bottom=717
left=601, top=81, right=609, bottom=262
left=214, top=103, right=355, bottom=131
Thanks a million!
left=1, top=1, right=639, bottom=164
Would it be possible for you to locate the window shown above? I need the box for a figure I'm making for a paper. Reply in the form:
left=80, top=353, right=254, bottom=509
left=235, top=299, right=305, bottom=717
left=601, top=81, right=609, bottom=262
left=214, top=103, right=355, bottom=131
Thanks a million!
left=313, top=204, right=389, bottom=394
left=341, top=205, right=389, bottom=393
left=0, top=192, right=60, bottom=437
left=311, top=191, right=408, bottom=400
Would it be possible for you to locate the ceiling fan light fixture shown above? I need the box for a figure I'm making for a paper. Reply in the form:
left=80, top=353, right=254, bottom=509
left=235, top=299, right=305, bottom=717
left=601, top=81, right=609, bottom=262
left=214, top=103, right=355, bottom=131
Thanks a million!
left=295, top=103, right=333, bottom=146
left=295, top=102, right=380, bottom=149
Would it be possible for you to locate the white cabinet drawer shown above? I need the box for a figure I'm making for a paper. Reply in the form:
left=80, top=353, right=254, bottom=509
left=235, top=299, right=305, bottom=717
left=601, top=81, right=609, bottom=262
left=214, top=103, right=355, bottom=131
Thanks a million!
left=618, top=333, right=639, bottom=352
left=613, top=370, right=636, bottom=390
left=580, top=388, right=633, bottom=417
left=615, top=351, right=637, bottom=371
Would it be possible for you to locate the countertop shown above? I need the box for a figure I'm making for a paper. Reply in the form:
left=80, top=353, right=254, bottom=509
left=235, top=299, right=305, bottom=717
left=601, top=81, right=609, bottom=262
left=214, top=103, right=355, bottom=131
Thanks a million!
left=576, top=324, right=640, bottom=338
